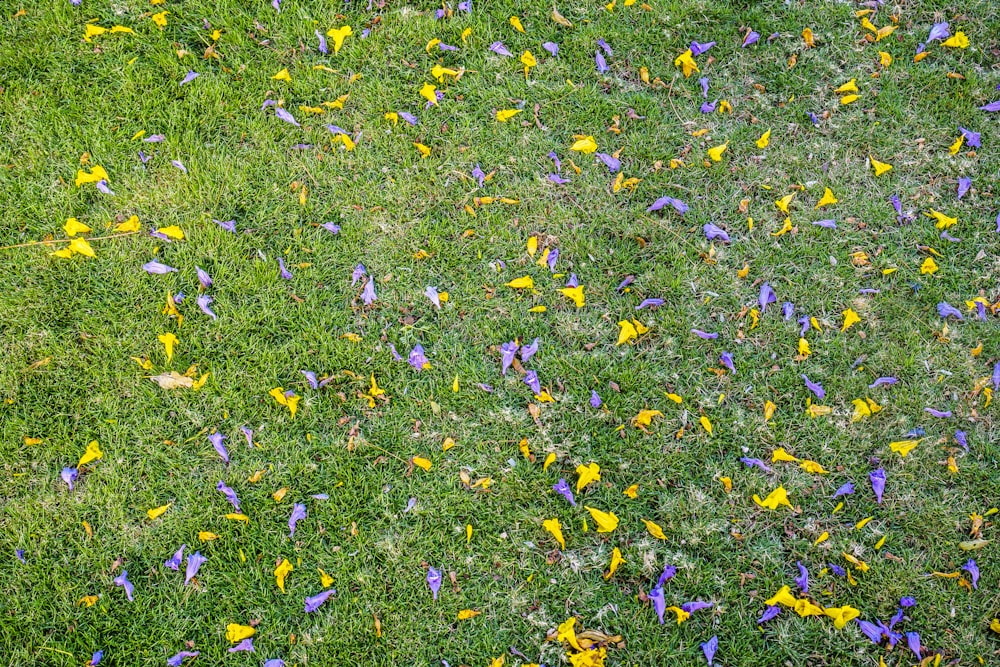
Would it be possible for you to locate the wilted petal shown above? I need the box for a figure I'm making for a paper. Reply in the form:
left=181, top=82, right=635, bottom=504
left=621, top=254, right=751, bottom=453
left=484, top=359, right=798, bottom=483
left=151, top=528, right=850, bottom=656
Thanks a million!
left=703, top=223, right=729, bottom=242
left=180, top=71, right=199, bottom=86
left=184, top=551, right=206, bottom=585
left=113, top=570, right=134, bottom=601
left=289, top=503, right=307, bottom=536
left=165, top=545, right=185, bottom=570
left=197, top=294, right=217, bottom=320
left=801, top=374, right=826, bottom=399
left=210, top=433, right=229, bottom=463
left=275, top=107, right=300, bottom=126
left=216, top=480, right=240, bottom=509
left=143, top=261, right=178, bottom=275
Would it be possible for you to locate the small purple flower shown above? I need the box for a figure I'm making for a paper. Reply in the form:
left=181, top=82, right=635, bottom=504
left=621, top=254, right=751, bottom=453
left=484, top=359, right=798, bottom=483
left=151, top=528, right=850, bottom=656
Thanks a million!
left=398, top=111, right=418, bottom=126
left=957, top=177, right=972, bottom=199
left=143, top=261, right=177, bottom=274
left=808, top=112, right=819, bottom=125
left=870, top=468, right=885, bottom=504
left=424, top=285, right=442, bottom=309
left=458, top=1, right=471, bottom=11
left=690, top=40, right=715, bottom=56
left=216, top=480, right=240, bottom=510
left=701, top=635, right=718, bottom=666
left=90, top=650, right=103, bottom=666
left=829, top=563, right=847, bottom=577
left=165, top=545, right=184, bottom=570
left=171, top=160, right=187, bottom=173
left=214, top=219, right=236, bottom=233
left=900, top=596, right=916, bottom=608
left=315, top=30, right=328, bottom=54
left=489, top=41, right=513, bottom=57
left=962, top=559, right=979, bottom=589
left=194, top=266, right=212, bottom=289
left=138, top=150, right=152, bottom=165
left=795, top=561, right=809, bottom=592
left=596, top=152, right=620, bottom=173
left=408, top=344, right=430, bottom=371
left=197, top=294, right=216, bottom=320
left=589, top=390, right=602, bottom=408
left=524, top=370, right=541, bottom=395
left=758, top=282, right=776, bottom=312
left=691, top=329, right=718, bottom=340
left=649, top=585, right=666, bottom=624
left=958, top=127, right=981, bottom=148
left=520, top=337, right=540, bottom=362
left=95, top=180, right=115, bottom=195
left=595, top=51, right=608, bottom=73
left=798, top=315, right=810, bottom=337
left=113, top=570, right=134, bottom=601
left=700, top=100, right=718, bottom=114
left=351, top=264, right=367, bottom=286
left=426, top=567, right=442, bottom=600
left=636, top=298, right=664, bottom=310
left=304, top=589, right=335, bottom=612
left=596, top=38, right=612, bottom=56
left=856, top=619, right=883, bottom=644
left=720, top=351, right=735, bottom=374
left=937, top=302, right=964, bottom=320
left=647, top=196, right=688, bottom=215
left=500, top=341, right=518, bottom=375
left=740, top=457, right=772, bottom=473
left=906, top=632, right=922, bottom=659
left=954, top=430, right=968, bottom=451
left=184, top=551, right=206, bottom=585
left=61, top=467, right=79, bottom=490
left=278, top=258, right=293, bottom=280
left=927, top=22, right=950, bottom=42
left=742, top=30, right=760, bottom=47
left=167, top=652, right=199, bottom=667
left=548, top=151, right=561, bottom=172
left=548, top=173, right=570, bottom=184
left=657, top=564, right=677, bottom=587
left=781, top=302, right=794, bottom=320
left=812, top=219, right=836, bottom=229
left=471, top=164, right=485, bottom=187
left=180, top=71, right=199, bottom=86
left=683, top=601, right=714, bottom=614
left=703, top=223, right=730, bottom=242
left=543, top=42, right=558, bottom=56
left=980, top=100, right=1000, bottom=112
left=144, top=134, right=165, bottom=143
left=801, top=374, right=825, bottom=399
left=275, top=107, right=300, bottom=127
left=361, top=278, right=377, bottom=305
left=699, top=77, right=709, bottom=98
left=553, top=478, right=576, bottom=506
left=289, top=503, right=307, bottom=537
left=321, top=221, right=340, bottom=234
left=302, top=370, right=319, bottom=389
left=757, top=606, right=781, bottom=623
left=228, top=639, right=254, bottom=653
left=924, top=407, right=952, bottom=418
left=209, top=433, right=229, bottom=464
left=869, top=377, right=898, bottom=388
left=833, top=481, right=855, bottom=498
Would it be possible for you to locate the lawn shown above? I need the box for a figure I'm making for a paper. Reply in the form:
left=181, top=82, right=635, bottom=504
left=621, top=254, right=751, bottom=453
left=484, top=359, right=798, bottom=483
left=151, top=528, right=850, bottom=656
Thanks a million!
left=1, top=0, right=999, bottom=665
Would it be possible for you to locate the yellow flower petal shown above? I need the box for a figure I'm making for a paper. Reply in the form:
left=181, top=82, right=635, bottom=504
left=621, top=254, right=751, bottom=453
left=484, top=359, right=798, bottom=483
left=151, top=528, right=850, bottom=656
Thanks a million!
left=79, top=440, right=103, bottom=466
left=146, top=504, right=171, bottom=520
left=543, top=518, right=566, bottom=549
left=584, top=506, right=619, bottom=532
left=225, top=624, right=255, bottom=643
left=753, top=485, right=792, bottom=510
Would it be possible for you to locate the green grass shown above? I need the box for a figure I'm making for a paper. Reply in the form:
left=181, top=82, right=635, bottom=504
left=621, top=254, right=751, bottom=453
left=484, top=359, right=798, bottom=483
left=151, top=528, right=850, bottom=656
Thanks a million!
left=1, top=0, right=1000, bottom=665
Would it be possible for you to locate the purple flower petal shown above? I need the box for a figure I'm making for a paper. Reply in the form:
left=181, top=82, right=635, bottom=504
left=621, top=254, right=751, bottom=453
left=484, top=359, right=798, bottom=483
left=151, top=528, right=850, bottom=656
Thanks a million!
left=870, top=468, right=885, bottom=504
left=856, top=619, right=883, bottom=643
left=636, top=298, right=664, bottom=310
left=304, top=589, right=335, bottom=612
left=144, top=134, right=165, bottom=143
left=596, top=38, right=612, bottom=56
left=758, top=282, right=776, bottom=312
left=228, top=639, right=254, bottom=653
left=595, top=51, right=608, bottom=73
left=165, top=545, right=185, bottom=570
left=701, top=635, right=718, bottom=666
left=553, top=478, right=576, bottom=506
left=740, top=457, right=772, bottom=473
left=795, top=561, right=809, bottom=592
left=180, top=71, right=199, bottom=86
left=543, top=41, right=558, bottom=56
left=216, top=480, right=240, bottom=510
left=424, top=285, right=441, bottom=309
left=113, top=570, right=134, bottom=601
left=209, top=433, right=229, bottom=464
left=757, top=606, right=781, bottom=624
left=520, top=337, right=540, bottom=363
left=906, top=632, right=922, bottom=659
left=980, top=100, right=1000, bottom=112
left=957, top=177, right=972, bottom=199
left=426, top=567, right=442, bottom=600
left=682, top=601, right=714, bottom=614
left=647, top=196, right=688, bottom=215
left=699, top=77, right=709, bottom=98
left=194, top=266, right=212, bottom=289
left=954, top=429, right=968, bottom=450
left=657, top=564, right=677, bottom=587
left=361, top=278, right=377, bottom=305
left=196, top=294, right=217, bottom=320
left=321, top=221, right=340, bottom=234
left=289, top=503, right=307, bottom=537
left=782, top=302, right=794, bottom=320
left=869, top=377, right=898, bottom=388
left=408, top=344, right=430, bottom=371
left=315, top=30, right=328, bottom=54
left=691, top=329, right=718, bottom=340
left=649, top=585, right=666, bottom=624
left=937, top=302, right=964, bottom=320
left=500, top=341, right=518, bottom=375
left=278, top=257, right=293, bottom=280
left=690, top=40, right=715, bottom=56
left=595, top=152, right=620, bottom=173
left=184, top=551, right=206, bottom=585
left=143, top=261, right=177, bottom=275
left=61, top=467, right=78, bottom=490
left=801, top=374, right=825, bottom=399
left=927, top=22, right=950, bottom=42
left=489, top=41, right=513, bottom=57
left=833, top=481, right=855, bottom=498
left=471, top=164, right=486, bottom=187
left=275, top=107, right=300, bottom=127
left=812, top=219, right=837, bottom=229
left=524, top=370, right=541, bottom=395
left=700, top=100, right=718, bottom=114
left=167, top=652, right=199, bottom=667
left=90, top=650, right=103, bottom=666
left=720, top=351, right=735, bottom=374
left=589, top=390, right=602, bottom=408
left=171, top=160, right=187, bottom=173
left=924, top=407, right=952, bottom=418
left=742, top=30, right=760, bottom=47
left=548, top=173, right=570, bottom=184
left=95, top=180, right=115, bottom=195
left=962, top=559, right=979, bottom=589
left=398, top=111, right=418, bottom=126
left=703, top=223, right=729, bottom=242
left=214, top=219, right=236, bottom=233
